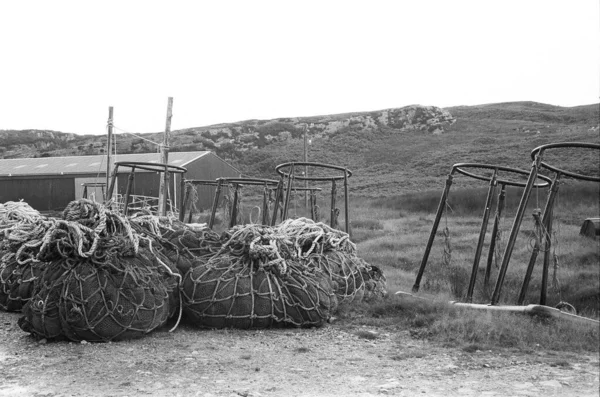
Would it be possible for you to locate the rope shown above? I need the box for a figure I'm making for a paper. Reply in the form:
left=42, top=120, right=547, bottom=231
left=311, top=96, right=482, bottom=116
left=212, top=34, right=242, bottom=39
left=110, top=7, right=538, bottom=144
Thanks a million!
left=441, top=196, right=452, bottom=267
left=111, top=124, right=163, bottom=148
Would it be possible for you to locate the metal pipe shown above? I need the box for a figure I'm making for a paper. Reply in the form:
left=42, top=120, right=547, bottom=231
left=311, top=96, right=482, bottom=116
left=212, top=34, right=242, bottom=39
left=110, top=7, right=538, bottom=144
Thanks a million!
left=261, top=183, right=270, bottom=225
left=271, top=177, right=284, bottom=226
left=229, top=184, right=239, bottom=228
left=330, top=179, right=337, bottom=229
left=540, top=174, right=561, bottom=305
left=179, top=178, right=187, bottom=222
left=208, top=179, right=223, bottom=229
left=282, top=164, right=295, bottom=220
left=106, top=165, right=120, bottom=209
left=517, top=173, right=561, bottom=305
left=412, top=173, right=454, bottom=293
left=517, top=208, right=543, bottom=305
left=485, top=183, right=506, bottom=287
left=466, top=170, right=498, bottom=302
left=123, top=166, right=136, bottom=216
left=491, top=155, right=543, bottom=305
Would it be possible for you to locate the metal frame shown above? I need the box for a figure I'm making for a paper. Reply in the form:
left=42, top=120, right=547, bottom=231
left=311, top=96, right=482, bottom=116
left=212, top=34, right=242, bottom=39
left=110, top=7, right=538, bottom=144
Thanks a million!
left=106, top=161, right=187, bottom=216
left=275, top=162, right=353, bottom=235
left=207, top=177, right=281, bottom=229
left=412, top=162, right=553, bottom=301
left=491, top=142, right=600, bottom=305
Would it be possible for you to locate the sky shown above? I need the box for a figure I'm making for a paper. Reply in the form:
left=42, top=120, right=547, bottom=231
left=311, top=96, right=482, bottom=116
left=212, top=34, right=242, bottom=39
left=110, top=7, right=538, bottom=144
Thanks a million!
left=1, top=0, right=598, bottom=136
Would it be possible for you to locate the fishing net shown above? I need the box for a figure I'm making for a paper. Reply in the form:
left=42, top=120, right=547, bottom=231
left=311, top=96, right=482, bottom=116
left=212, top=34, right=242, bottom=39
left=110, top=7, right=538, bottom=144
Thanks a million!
left=277, top=218, right=387, bottom=303
left=181, top=223, right=338, bottom=328
left=12, top=199, right=181, bottom=342
left=19, top=232, right=180, bottom=341
left=159, top=227, right=223, bottom=274
left=0, top=257, right=42, bottom=311
left=181, top=218, right=385, bottom=328
left=0, top=202, right=50, bottom=311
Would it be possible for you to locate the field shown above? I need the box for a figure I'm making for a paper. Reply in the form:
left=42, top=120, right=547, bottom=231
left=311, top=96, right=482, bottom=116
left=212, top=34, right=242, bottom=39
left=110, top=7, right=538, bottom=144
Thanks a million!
left=1, top=183, right=599, bottom=396
left=1, top=100, right=599, bottom=395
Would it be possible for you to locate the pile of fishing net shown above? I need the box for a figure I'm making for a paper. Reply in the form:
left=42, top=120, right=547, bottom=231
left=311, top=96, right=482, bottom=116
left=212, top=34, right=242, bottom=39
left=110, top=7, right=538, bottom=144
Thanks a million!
left=0, top=201, right=46, bottom=311
left=2, top=198, right=387, bottom=338
left=180, top=217, right=386, bottom=329
left=0, top=199, right=181, bottom=342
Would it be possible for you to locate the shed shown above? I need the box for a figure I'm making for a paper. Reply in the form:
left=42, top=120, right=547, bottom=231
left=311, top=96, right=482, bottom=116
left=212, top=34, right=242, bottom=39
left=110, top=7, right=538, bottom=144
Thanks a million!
left=0, top=152, right=240, bottom=212
left=580, top=218, right=600, bottom=239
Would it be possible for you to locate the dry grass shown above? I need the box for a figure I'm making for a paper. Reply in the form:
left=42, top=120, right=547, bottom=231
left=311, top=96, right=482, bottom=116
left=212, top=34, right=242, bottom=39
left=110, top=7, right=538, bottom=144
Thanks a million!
left=341, top=184, right=599, bottom=352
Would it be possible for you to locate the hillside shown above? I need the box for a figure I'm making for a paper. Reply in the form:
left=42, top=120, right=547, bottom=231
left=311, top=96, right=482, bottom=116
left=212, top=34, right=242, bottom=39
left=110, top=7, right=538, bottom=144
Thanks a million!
left=1, top=102, right=598, bottom=197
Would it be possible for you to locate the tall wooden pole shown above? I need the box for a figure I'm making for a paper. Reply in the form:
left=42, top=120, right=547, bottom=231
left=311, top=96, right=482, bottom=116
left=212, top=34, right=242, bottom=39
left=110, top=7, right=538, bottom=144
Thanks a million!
left=105, top=106, right=113, bottom=203
left=158, top=97, right=173, bottom=216
left=304, top=125, right=308, bottom=209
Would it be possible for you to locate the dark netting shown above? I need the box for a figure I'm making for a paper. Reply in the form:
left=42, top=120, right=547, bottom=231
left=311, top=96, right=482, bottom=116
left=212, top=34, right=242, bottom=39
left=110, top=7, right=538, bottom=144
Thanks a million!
left=159, top=227, right=223, bottom=274
left=58, top=250, right=175, bottom=342
left=306, top=250, right=367, bottom=304
left=0, top=207, right=54, bottom=312
left=180, top=221, right=360, bottom=329
left=0, top=256, right=43, bottom=311
left=181, top=253, right=337, bottom=329
left=9, top=199, right=182, bottom=342
left=19, top=237, right=179, bottom=342
left=182, top=255, right=286, bottom=329
left=18, top=260, right=72, bottom=340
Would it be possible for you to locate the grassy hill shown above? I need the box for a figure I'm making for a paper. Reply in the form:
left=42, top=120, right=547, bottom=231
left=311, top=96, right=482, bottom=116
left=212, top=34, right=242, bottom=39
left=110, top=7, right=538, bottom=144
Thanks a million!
left=1, top=102, right=598, bottom=197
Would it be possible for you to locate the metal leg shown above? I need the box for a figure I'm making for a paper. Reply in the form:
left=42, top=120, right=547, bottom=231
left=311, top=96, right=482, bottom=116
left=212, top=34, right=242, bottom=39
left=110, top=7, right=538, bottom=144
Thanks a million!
left=412, top=173, right=454, bottom=293
left=485, top=183, right=506, bottom=287
left=466, top=170, right=498, bottom=302
left=491, top=155, right=543, bottom=305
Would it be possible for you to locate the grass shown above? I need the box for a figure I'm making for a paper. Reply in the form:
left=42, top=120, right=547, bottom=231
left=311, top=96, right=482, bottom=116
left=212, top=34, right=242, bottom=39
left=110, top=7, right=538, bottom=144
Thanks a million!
left=188, top=181, right=599, bottom=352
left=342, top=183, right=599, bottom=353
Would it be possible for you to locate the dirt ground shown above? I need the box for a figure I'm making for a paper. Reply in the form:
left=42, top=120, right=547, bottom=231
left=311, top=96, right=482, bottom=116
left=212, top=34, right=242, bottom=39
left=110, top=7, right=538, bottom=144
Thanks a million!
left=0, top=310, right=598, bottom=397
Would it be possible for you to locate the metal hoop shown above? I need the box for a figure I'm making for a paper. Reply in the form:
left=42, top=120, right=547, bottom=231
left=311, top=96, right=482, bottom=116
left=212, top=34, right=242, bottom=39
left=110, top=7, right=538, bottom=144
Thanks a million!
left=276, top=162, right=352, bottom=181
left=215, top=177, right=280, bottom=186
left=452, top=163, right=552, bottom=187
left=530, top=142, right=600, bottom=182
left=112, top=161, right=187, bottom=174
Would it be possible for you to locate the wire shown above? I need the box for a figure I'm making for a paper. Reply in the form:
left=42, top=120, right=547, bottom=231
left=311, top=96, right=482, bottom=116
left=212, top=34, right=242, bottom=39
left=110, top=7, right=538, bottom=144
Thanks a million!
left=111, top=124, right=164, bottom=149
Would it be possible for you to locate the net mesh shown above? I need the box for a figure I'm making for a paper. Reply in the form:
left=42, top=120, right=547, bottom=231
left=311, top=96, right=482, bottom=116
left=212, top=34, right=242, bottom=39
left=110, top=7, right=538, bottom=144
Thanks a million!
left=2, top=199, right=386, bottom=339
left=181, top=218, right=386, bottom=328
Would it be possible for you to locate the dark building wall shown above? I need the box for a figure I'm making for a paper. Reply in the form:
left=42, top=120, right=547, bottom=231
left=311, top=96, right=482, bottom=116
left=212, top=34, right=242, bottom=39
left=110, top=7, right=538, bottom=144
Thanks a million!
left=0, top=177, right=75, bottom=211
left=0, top=152, right=240, bottom=214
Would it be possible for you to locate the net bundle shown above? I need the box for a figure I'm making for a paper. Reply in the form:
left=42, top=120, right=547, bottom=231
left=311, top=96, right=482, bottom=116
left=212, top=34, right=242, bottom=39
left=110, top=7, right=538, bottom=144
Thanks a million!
left=13, top=199, right=181, bottom=342
left=19, top=238, right=178, bottom=341
left=0, top=201, right=49, bottom=311
left=181, top=218, right=386, bottom=329
left=277, top=218, right=387, bottom=303
left=181, top=223, right=338, bottom=329
left=158, top=227, right=223, bottom=274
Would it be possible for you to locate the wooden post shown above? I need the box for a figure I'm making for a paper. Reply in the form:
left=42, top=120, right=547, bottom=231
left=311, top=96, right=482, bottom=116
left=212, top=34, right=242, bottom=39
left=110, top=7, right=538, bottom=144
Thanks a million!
left=304, top=125, right=308, bottom=209
left=105, top=106, right=113, bottom=203
left=158, top=97, right=173, bottom=216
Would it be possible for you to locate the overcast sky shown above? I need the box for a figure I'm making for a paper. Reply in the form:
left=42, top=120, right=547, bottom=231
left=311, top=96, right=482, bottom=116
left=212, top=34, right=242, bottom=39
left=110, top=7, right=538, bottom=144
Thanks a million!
left=1, top=0, right=598, bottom=136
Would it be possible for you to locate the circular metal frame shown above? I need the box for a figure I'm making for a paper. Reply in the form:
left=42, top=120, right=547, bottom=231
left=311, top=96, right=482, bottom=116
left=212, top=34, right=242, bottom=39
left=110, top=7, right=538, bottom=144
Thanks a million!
left=452, top=163, right=552, bottom=187
left=184, top=179, right=219, bottom=186
left=215, top=177, right=280, bottom=186
left=281, top=187, right=323, bottom=192
left=113, top=161, right=187, bottom=174
left=275, top=162, right=352, bottom=181
left=530, top=142, right=600, bottom=182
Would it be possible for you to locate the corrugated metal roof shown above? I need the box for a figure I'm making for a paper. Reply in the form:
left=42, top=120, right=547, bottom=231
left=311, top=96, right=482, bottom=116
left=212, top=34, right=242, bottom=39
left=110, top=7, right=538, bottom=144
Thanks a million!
left=0, top=152, right=210, bottom=177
